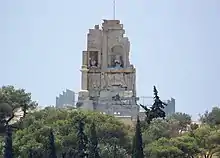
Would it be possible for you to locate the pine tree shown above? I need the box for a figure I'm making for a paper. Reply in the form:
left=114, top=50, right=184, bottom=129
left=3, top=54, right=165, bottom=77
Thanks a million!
left=3, top=125, right=13, bottom=158
left=132, top=116, right=144, bottom=158
left=88, top=122, right=100, bottom=158
left=151, top=86, right=167, bottom=119
left=48, top=129, right=57, bottom=158
left=76, top=118, right=88, bottom=158
left=140, top=86, right=167, bottom=124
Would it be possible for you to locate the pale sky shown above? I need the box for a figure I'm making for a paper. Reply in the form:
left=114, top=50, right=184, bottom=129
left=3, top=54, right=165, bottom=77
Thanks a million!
left=0, top=0, right=220, bottom=119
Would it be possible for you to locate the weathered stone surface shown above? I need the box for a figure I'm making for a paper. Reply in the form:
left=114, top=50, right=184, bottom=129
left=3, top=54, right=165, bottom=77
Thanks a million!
left=78, top=20, right=138, bottom=118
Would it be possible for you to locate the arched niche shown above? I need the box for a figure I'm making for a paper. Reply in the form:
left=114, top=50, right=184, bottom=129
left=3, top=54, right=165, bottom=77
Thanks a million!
left=111, top=45, right=123, bottom=53
left=88, top=51, right=98, bottom=67
left=108, top=45, right=124, bottom=68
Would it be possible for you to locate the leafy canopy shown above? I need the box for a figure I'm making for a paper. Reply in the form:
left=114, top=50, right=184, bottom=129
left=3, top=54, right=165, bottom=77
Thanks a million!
left=1, top=107, right=132, bottom=157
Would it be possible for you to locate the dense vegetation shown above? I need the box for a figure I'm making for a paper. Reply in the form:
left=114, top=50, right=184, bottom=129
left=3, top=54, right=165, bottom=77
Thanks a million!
left=0, top=85, right=220, bottom=158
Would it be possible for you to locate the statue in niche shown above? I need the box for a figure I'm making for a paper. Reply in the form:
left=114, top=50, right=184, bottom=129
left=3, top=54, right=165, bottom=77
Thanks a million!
left=109, top=45, right=124, bottom=68
left=115, top=55, right=121, bottom=68
left=114, top=55, right=123, bottom=68
left=89, top=51, right=98, bottom=67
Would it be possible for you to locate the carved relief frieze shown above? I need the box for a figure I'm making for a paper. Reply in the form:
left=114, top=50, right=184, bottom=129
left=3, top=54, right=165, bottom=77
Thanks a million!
left=100, top=73, right=134, bottom=90
left=109, top=73, right=127, bottom=87
left=88, top=73, right=101, bottom=90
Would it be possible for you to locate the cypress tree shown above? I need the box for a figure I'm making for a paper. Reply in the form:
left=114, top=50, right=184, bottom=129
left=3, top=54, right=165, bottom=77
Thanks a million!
left=48, top=129, right=57, bottom=158
left=131, top=135, right=135, bottom=158
left=113, top=143, right=117, bottom=158
left=132, top=116, right=144, bottom=158
left=76, top=118, right=88, bottom=158
left=28, top=149, right=33, bottom=158
left=88, top=122, right=100, bottom=158
left=3, top=125, right=13, bottom=158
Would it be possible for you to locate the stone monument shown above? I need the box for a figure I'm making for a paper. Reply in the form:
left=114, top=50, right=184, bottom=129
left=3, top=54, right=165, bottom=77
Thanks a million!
left=77, top=20, right=139, bottom=118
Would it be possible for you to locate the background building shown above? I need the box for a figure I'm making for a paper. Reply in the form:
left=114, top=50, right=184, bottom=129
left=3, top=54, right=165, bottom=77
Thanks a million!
left=163, top=98, right=175, bottom=116
left=56, top=89, right=75, bottom=108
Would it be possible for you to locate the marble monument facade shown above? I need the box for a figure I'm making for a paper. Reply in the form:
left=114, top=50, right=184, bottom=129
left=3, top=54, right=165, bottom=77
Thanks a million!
left=77, top=20, right=139, bottom=118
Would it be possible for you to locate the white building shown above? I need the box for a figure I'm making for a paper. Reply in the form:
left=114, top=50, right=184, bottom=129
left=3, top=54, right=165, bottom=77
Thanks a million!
left=56, top=89, right=75, bottom=108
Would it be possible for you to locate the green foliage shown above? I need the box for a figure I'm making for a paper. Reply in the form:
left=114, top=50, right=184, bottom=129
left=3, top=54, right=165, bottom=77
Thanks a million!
left=167, top=112, right=192, bottom=132
left=132, top=116, right=144, bottom=158
left=3, top=108, right=131, bottom=157
left=140, top=86, right=167, bottom=124
left=0, top=86, right=37, bottom=134
left=48, top=129, right=57, bottom=158
left=99, top=143, right=128, bottom=158
left=76, top=118, right=88, bottom=158
left=88, top=122, right=100, bottom=158
left=142, top=119, right=171, bottom=145
left=200, top=107, right=220, bottom=126
left=3, top=125, right=13, bottom=158
left=144, top=134, right=200, bottom=157
left=141, top=114, right=220, bottom=158
left=28, top=149, right=33, bottom=158
left=145, top=137, right=183, bottom=158
left=193, top=125, right=220, bottom=157
left=2, top=85, right=220, bottom=158
left=171, top=134, right=200, bottom=157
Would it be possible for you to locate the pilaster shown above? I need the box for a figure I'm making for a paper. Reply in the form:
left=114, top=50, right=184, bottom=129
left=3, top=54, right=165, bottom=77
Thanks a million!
left=82, top=51, right=88, bottom=66
left=80, top=66, right=89, bottom=90
left=102, top=30, right=108, bottom=70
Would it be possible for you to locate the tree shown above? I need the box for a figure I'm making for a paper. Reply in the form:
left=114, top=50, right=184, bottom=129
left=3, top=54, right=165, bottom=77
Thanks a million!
left=171, top=135, right=200, bottom=157
left=200, top=107, right=220, bottom=126
left=88, top=122, right=100, bottom=158
left=145, top=137, right=183, bottom=158
left=3, top=125, right=13, bottom=158
left=132, top=116, right=144, bottom=158
left=113, top=140, right=117, bottom=158
left=0, top=103, right=13, bottom=134
left=5, top=108, right=132, bottom=157
left=99, top=143, right=128, bottom=158
left=48, top=129, right=57, bottom=158
left=140, top=86, right=167, bottom=124
left=167, top=112, right=192, bottom=132
left=151, top=86, right=167, bottom=119
left=145, top=133, right=200, bottom=158
left=142, top=119, right=171, bottom=145
left=76, top=117, right=88, bottom=158
left=28, top=149, right=33, bottom=158
left=131, top=136, right=135, bottom=157
left=0, top=86, right=37, bottom=133
left=193, top=125, right=220, bottom=158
